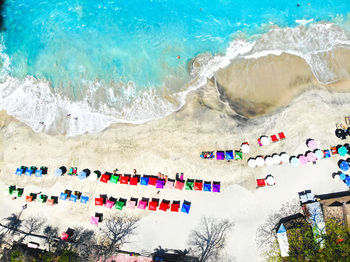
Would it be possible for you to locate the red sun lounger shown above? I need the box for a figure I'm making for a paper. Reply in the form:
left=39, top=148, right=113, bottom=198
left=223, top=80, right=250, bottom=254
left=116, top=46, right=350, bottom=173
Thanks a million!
left=120, top=176, right=129, bottom=184
left=171, top=203, right=180, bottom=212
left=159, top=202, right=170, bottom=212
left=100, top=174, right=110, bottom=183
left=331, top=146, right=338, bottom=155
left=256, top=179, right=266, bottom=187
left=148, top=177, right=157, bottom=186
left=194, top=181, right=203, bottom=191
left=270, top=135, right=278, bottom=143
left=148, top=201, right=158, bottom=211
left=129, top=177, right=138, bottom=186
left=278, top=132, right=286, bottom=140
left=95, top=197, right=103, bottom=206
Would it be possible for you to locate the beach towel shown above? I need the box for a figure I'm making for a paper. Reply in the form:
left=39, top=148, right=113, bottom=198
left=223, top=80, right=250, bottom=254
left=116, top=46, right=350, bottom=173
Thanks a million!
left=140, top=177, right=149, bottom=186
left=171, top=203, right=179, bottom=212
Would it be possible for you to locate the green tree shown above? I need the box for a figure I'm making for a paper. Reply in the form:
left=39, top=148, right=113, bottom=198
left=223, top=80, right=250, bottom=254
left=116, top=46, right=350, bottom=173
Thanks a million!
left=10, top=250, right=24, bottom=262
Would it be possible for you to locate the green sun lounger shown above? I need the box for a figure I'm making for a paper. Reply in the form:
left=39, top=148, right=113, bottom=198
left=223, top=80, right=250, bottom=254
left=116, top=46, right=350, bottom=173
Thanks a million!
left=115, top=201, right=125, bottom=210
left=17, top=189, right=24, bottom=197
left=110, top=175, right=119, bottom=184
left=235, top=151, right=243, bottom=160
left=185, top=181, right=194, bottom=190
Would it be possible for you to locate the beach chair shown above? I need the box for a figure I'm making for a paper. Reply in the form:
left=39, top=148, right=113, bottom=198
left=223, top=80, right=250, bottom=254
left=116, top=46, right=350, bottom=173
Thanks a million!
left=181, top=201, right=191, bottom=214
left=257, top=139, right=263, bottom=147
left=95, top=197, right=103, bottom=206
left=138, top=200, right=147, bottom=210
left=156, top=179, right=165, bottom=189
left=70, top=194, right=78, bottom=203
left=100, top=174, right=110, bottom=183
left=278, top=132, right=286, bottom=140
left=256, top=179, right=266, bottom=187
left=194, top=181, right=203, bottom=191
left=126, top=200, right=136, bottom=209
left=148, top=177, right=157, bottom=186
left=69, top=167, right=77, bottom=175
left=38, top=194, right=47, bottom=203
left=115, top=201, right=125, bottom=210
left=225, top=151, right=234, bottom=160
left=170, top=202, right=180, bottom=212
left=35, top=169, right=43, bottom=177
left=159, top=200, right=170, bottom=212
left=235, top=151, right=243, bottom=160
left=110, top=175, right=119, bottom=184
left=129, top=177, right=138, bottom=186
left=148, top=201, right=158, bottom=211
left=140, top=176, right=149, bottom=186
left=203, top=182, right=211, bottom=192
left=17, top=188, right=24, bottom=197
left=185, top=180, right=194, bottom=190
left=80, top=196, right=89, bottom=204
left=216, top=151, right=225, bottom=160
left=25, top=167, right=34, bottom=176
left=15, top=168, right=24, bottom=176
left=331, top=146, right=338, bottom=155
left=175, top=180, right=184, bottom=190
left=60, top=193, right=68, bottom=201
left=271, top=135, right=278, bottom=143
left=213, top=182, right=221, bottom=193
left=323, top=149, right=331, bottom=158
left=47, top=198, right=54, bottom=206
left=119, top=176, right=129, bottom=184
left=165, top=180, right=174, bottom=189
left=26, top=195, right=33, bottom=202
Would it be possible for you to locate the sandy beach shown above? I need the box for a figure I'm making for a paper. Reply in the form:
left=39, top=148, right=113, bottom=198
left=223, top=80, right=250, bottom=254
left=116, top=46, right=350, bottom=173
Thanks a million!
left=1, top=47, right=350, bottom=261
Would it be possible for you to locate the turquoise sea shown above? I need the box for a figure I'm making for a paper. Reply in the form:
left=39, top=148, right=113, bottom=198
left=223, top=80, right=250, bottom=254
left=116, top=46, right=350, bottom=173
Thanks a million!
left=0, top=0, right=350, bottom=134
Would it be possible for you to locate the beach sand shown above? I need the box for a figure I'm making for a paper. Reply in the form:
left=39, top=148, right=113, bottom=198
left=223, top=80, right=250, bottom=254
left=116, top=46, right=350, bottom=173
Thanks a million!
left=1, top=48, right=350, bottom=261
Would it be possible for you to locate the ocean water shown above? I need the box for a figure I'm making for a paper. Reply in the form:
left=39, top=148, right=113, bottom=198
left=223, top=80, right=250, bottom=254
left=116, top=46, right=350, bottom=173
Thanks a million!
left=0, top=0, right=350, bottom=135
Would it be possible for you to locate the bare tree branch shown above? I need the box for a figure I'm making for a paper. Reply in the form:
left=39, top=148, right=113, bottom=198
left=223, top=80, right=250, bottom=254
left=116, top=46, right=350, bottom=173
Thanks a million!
left=188, top=216, right=234, bottom=262
left=20, top=216, right=45, bottom=242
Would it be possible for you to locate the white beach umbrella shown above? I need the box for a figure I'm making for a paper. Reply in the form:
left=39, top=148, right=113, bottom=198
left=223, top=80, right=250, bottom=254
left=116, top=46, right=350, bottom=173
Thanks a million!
left=241, top=143, right=250, bottom=153
left=272, top=154, right=281, bottom=165
left=265, top=175, right=275, bottom=186
left=247, top=159, right=256, bottom=168
left=265, top=156, right=274, bottom=166
left=260, top=136, right=270, bottom=146
left=89, top=172, right=98, bottom=181
left=54, top=168, right=62, bottom=177
left=280, top=153, right=289, bottom=163
left=256, top=157, right=265, bottom=167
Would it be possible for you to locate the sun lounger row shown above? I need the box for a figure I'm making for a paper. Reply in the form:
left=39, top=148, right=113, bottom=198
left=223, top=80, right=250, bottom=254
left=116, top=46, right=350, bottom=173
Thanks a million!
left=248, top=153, right=290, bottom=168
left=94, top=195, right=191, bottom=214
left=24, top=191, right=89, bottom=205
left=15, top=166, right=48, bottom=177
left=4, top=185, right=24, bottom=197
left=200, top=142, right=251, bottom=160
left=256, top=175, right=276, bottom=188
left=257, top=132, right=286, bottom=146
left=97, top=175, right=221, bottom=192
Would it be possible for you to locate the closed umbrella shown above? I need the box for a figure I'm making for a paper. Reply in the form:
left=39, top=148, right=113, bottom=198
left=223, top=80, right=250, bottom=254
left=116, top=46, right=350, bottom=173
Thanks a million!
left=260, top=136, right=270, bottom=146
left=290, top=157, right=300, bottom=167
left=338, top=146, right=348, bottom=157
left=256, top=157, right=265, bottom=167
left=314, top=149, right=324, bottom=160
left=265, top=156, right=274, bottom=166
left=306, top=152, right=317, bottom=162
left=339, top=160, right=350, bottom=171
left=54, top=168, right=63, bottom=177
left=272, top=155, right=281, bottom=165
left=299, top=155, right=308, bottom=165
left=247, top=158, right=256, bottom=168
left=241, top=143, right=250, bottom=153
left=280, top=153, right=289, bottom=164
left=307, top=139, right=318, bottom=150
left=78, top=171, right=87, bottom=180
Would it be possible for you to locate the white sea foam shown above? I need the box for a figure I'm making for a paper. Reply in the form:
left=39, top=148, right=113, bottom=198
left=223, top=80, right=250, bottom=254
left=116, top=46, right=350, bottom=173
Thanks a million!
left=0, top=22, right=350, bottom=135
